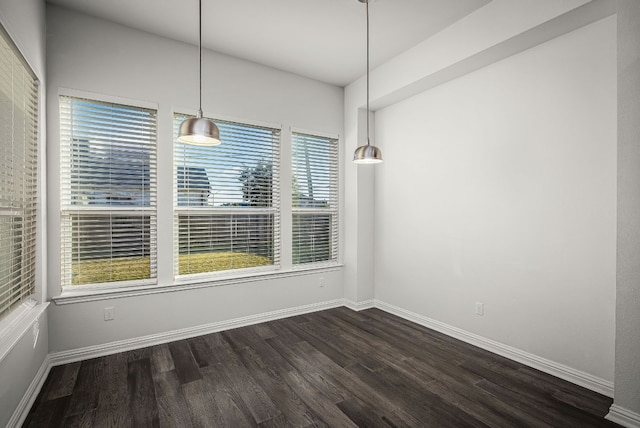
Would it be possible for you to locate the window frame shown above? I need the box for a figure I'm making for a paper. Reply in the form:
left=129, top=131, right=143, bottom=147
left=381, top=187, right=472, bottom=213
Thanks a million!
left=173, top=112, right=283, bottom=282
left=58, top=92, right=158, bottom=291
left=291, top=128, right=340, bottom=268
left=0, top=22, right=40, bottom=321
left=53, top=102, right=343, bottom=303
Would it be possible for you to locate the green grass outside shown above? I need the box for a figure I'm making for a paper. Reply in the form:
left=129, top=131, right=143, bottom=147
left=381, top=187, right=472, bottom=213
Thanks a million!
left=71, top=252, right=272, bottom=285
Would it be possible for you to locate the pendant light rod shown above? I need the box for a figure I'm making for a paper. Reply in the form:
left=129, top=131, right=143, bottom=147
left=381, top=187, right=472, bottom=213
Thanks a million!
left=177, top=0, right=222, bottom=146
left=353, top=0, right=382, bottom=164
left=365, top=0, right=370, bottom=145
left=198, top=0, right=203, bottom=117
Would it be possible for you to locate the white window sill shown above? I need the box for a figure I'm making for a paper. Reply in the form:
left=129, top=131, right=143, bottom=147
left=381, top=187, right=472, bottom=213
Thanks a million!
left=0, top=300, right=50, bottom=364
left=52, top=263, right=343, bottom=305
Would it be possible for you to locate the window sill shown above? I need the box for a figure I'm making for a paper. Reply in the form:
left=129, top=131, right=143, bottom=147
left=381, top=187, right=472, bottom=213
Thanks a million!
left=0, top=300, right=49, bottom=364
left=52, top=263, right=343, bottom=305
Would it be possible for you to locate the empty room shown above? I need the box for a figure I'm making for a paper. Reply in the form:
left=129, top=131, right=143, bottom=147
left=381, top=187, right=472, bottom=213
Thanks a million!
left=0, top=0, right=639, bottom=426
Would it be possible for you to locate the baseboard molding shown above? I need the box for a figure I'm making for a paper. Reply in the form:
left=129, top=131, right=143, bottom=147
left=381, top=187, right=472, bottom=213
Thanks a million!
left=7, top=354, right=51, bottom=428
left=343, top=298, right=375, bottom=311
left=49, top=298, right=345, bottom=367
left=373, top=299, right=615, bottom=398
left=606, top=405, right=640, bottom=428
left=15, top=297, right=619, bottom=426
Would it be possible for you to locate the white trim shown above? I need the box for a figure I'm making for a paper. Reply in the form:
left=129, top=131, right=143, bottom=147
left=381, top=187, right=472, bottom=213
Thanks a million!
left=606, top=405, right=640, bottom=428
left=14, top=299, right=623, bottom=425
left=343, top=299, right=375, bottom=311
left=53, top=264, right=343, bottom=305
left=0, top=302, right=49, bottom=364
left=174, top=109, right=283, bottom=132
left=6, top=355, right=51, bottom=428
left=49, top=298, right=344, bottom=366
left=58, top=87, right=158, bottom=111
left=290, top=126, right=340, bottom=141
left=373, top=299, right=615, bottom=397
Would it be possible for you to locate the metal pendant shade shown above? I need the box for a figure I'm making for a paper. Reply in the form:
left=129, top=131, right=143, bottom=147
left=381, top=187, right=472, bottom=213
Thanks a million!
left=353, top=142, right=382, bottom=163
left=178, top=114, right=221, bottom=146
left=353, top=0, right=382, bottom=164
left=177, top=0, right=221, bottom=146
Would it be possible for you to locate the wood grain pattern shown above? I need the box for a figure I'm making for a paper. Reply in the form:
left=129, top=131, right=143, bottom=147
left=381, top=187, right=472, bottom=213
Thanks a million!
left=23, top=307, right=619, bottom=427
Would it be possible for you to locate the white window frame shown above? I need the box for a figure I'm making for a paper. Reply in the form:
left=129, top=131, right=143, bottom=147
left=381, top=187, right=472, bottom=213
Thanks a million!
left=52, top=103, right=343, bottom=303
left=291, top=127, right=340, bottom=268
left=59, top=92, right=158, bottom=292
left=0, top=22, right=39, bottom=321
left=173, top=112, right=282, bottom=282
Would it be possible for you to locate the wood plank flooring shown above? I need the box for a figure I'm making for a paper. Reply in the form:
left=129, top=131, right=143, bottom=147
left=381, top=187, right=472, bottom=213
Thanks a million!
left=23, top=307, right=618, bottom=427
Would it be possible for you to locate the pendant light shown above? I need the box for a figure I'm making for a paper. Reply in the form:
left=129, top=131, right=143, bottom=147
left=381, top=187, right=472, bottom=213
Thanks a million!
left=177, top=0, right=221, bottom=146
left=353, top=0, right=382, bottom=164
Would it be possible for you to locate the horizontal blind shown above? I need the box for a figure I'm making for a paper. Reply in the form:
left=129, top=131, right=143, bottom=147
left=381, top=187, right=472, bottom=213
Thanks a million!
left=0, top=25, right=38, bottom=320
left=292, top=132, right=338, bottom=264
left=174, top=113, right=280, bottom=276
left=60, top=96, right=157, bottom=287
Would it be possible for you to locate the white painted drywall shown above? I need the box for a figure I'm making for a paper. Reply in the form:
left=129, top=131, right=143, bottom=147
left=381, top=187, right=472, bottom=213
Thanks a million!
left=45, top=5, right=344, bottom=352
left=614, top=0, right=640, bottom=416
left=373, top=16, right=616, bottom=382
left=0, top=0, right=49, bottom=425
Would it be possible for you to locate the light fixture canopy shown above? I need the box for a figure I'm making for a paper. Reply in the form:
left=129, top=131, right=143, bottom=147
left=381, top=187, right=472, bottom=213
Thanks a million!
left=177, top=0, right=221, bottom=147
left=353, top=0, right=382, bottom=164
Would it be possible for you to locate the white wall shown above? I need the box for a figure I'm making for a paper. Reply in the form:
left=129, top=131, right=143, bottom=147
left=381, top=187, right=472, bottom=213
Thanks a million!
left=0, top=0, right=48, bottom=426
left=374, top=15, right=616, bottom=383
left=46, top=5, right=344, bottom=353
left=614, top=0, right=640, bottom=419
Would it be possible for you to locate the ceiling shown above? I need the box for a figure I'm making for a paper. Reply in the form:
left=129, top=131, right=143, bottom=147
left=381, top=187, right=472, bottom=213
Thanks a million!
left=45, top=0, right=490, bottom=87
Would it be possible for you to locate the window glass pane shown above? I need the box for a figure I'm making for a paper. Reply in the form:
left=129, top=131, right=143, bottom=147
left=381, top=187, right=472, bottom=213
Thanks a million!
left=174, top=114, right=279, bottom=208
left=177, top=213, right=274, bottom=275
left=292, top=214, right=333, bottom=264
left=64, top=214, right=153, bottom=285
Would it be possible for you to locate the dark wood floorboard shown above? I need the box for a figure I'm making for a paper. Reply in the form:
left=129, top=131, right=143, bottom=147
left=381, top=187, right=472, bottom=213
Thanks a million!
left=23, top=307, right=619, bottom=427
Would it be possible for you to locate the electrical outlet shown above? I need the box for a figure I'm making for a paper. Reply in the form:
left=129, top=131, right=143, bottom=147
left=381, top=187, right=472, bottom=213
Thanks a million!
left=104, top=307, right=115, bottom=321
left=319, top=277, right=325, bottom=287
left=475, top=302, right=484, bottom=316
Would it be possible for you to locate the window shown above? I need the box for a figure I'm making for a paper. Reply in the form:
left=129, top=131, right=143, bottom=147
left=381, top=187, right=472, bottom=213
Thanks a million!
left=292, top=132, right=338, bottom=264
left=60, top=96, right=157, bottom=287
left=0, top=25, right=39, bottom=319
left=174, top=114, right=280, bottom=277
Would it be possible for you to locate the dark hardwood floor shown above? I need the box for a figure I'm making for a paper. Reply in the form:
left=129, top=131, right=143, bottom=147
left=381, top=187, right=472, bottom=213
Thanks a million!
left=23, top=307, right=618, bottom=427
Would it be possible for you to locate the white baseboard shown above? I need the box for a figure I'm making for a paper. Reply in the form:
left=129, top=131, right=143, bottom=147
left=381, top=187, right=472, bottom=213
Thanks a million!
left=343, top=298, right=375, bottom=311
left=14, top=297, right=620, bottom=426
left=7, top=355, right=51, bottom=428
left=49, top=298, right=345, bottom=366
left=373, top=299, right=615, bottom=398
left=607, top=405, right=640, bottom=428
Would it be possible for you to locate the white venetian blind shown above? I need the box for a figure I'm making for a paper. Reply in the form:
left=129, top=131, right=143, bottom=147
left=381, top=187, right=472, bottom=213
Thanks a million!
left=291, top=132, right=338, bottom=264
left=174, top=113, right=280, bottom=277
left=0, top=25, right=38, bottom=319
left=60, top=96, right=157, bottom=287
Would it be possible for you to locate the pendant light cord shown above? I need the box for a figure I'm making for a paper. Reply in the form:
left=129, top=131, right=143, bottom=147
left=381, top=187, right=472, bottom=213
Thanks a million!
left=365, top=0, right=370, bottom=146
left=198, top=0, right=203, bottom=118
